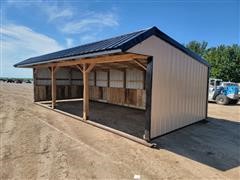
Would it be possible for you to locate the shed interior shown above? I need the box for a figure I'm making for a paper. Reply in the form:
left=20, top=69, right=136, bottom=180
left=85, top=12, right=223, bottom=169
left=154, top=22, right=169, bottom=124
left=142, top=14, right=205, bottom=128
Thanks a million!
left=35, top=57, right=149, bottom=138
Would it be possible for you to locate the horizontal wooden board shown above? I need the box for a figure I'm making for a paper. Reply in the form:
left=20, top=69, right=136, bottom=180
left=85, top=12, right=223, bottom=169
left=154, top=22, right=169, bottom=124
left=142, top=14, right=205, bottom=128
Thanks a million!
left=89, top=86, right=146, bottom=109
left=35, top=85, right=146, bottom=109
left=35, top=85, right=83, bottom=101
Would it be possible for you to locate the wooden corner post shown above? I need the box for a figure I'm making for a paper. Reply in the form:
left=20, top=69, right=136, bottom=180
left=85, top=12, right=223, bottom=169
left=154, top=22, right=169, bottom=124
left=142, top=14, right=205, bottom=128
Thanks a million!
left=33, top=68, right=37, bottom=102
left=83, top=64, right=89, bottom=120
left=51, top=66, right=58, bottom=109
left=144, top=57, right=153, bottom=141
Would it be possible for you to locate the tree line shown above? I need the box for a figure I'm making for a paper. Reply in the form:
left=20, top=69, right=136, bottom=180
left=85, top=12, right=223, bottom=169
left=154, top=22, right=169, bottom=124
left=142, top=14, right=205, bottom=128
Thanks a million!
left=185, top=41, right=240, bottom=82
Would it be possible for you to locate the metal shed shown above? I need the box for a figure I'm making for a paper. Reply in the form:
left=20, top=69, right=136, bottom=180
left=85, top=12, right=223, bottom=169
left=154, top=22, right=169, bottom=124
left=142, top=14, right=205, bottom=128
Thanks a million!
left=15, top=26, right=209, bottom=142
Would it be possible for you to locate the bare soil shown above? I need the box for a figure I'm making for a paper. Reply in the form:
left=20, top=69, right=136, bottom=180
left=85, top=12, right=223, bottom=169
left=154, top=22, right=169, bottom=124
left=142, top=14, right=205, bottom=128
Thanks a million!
left=1, top=83, right=239, bottom=179
left=42, top=100, right=146, bottom=138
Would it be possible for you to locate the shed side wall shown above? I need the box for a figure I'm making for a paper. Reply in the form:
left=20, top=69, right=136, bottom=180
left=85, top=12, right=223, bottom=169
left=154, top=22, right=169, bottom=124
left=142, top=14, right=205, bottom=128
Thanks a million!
left=127, top=35, right=208, bottom=138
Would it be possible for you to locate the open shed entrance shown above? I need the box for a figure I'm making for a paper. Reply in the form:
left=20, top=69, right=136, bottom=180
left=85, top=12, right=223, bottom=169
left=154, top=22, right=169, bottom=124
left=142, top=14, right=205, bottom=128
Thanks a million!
left=42, top=100, right=146, bottom=138
left=34, top=53, right=151, bottom=141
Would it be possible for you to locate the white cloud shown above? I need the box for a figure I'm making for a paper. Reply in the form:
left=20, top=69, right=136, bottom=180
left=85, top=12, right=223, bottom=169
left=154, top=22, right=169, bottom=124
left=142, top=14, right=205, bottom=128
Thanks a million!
left=5, top=1, right=119, bottom=38
left=1, top=24, right=63, bottom=78
left=61, top=12, right=119, bottom=34
left=43, top=5, right=73, bottom=22
left=2, top=24, right=63, bottom=54
left=6, top=0, right=73, bottom=22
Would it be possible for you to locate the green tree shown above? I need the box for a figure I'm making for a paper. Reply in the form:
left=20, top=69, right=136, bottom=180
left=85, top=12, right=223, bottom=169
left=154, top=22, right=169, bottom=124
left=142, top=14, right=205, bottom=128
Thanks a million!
left=186, top=41, right=208, bottom=56
left=205, top=45, right=240, bottom=82
left=186, top=41, right=240, bottom=82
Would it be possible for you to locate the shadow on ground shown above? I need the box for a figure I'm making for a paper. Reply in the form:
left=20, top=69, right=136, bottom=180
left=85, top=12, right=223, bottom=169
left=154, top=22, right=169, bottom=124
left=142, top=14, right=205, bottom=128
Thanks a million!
left=208, top=101, right=240, bottom=106
left=152, top=117, right=240, bottom=171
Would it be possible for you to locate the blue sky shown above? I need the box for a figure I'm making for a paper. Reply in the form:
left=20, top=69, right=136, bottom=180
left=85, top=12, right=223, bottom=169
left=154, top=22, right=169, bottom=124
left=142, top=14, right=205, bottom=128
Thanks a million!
left=1, top=0, right=239, bottom=78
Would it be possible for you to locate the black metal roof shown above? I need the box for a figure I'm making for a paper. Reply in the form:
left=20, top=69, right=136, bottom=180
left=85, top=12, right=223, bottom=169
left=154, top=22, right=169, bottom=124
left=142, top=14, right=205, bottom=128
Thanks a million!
left=14, top=26, right=209, bottom=67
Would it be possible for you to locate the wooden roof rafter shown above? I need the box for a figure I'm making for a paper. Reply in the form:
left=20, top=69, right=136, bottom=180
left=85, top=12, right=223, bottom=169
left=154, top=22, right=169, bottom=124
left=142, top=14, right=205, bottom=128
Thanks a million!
left=133, top=60, right=147, bottom=71
left=94, top=63, right=126, bottom=71
left=33, top=53, right=149, bottom=69
left=90, top=58, right=148, bottom=71
left=76, top=63, right=96, bottom=73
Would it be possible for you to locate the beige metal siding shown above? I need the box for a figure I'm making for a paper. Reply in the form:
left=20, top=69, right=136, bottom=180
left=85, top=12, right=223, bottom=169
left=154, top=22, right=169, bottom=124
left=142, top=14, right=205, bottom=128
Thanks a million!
left=128, top=35, right=208, bottom=138
left=110, top=70, right=124, bottom=88
left=36, top=68, right=50, bottom=85
left=89, top=72, right=95, bottom=86
left=71, top=69, right=83, bottom=85
left=96, top=71, right=108, bottom=87
left=56, top=68, right=71, bottom=85
left=36, top=68, right=71, bottom=85
left=126, top=69, right=144, bottom=89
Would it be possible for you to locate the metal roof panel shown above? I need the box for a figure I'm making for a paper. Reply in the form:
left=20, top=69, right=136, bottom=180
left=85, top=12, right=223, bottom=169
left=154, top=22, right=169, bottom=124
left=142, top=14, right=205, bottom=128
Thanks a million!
left=14, top=26, right=209, bottom=67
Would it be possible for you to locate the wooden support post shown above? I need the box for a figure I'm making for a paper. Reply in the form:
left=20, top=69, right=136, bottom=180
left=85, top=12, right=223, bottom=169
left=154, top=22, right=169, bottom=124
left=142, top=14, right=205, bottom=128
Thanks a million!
left=51, top=66, right=57, bottom=109
left=83, top=64, right=89, bottom=120
left=76, top=63, right=95, bottom=120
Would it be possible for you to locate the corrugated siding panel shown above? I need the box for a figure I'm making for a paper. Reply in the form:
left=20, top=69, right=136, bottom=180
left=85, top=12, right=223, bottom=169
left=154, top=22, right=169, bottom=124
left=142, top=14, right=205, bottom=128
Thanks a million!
left=72, top=69, right=83, bottom=85
left=126, top=69, right=144, bottom=89
left=89, top=72, right=95, bottom=86
left=36, top=68, right=50, bottom=85
left=96, top=71, right=108, bottom=87
left=56, top=68, right=69, bottom=78
left=36, top=79, right=50, bottom=85
left=71, top=80, right=82, bottom=85
left=37, top=68, right=49, bottom=78
left=110, top=70, right=124, bottom=88
left=128, top=35, right=208, bottom=138
left=56, top=68, right=70, bottom=85
left=37, top=68, right=71, bottom=85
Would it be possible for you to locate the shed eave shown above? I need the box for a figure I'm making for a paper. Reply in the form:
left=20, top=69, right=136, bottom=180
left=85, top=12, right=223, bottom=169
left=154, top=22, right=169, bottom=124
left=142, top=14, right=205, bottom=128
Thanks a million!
left=14, top=49, right=122, bottom=68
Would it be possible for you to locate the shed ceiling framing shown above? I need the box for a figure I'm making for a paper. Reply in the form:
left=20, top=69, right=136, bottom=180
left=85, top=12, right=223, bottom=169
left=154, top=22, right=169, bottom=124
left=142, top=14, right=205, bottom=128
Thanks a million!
left=35, top=52, right=149, bottom=121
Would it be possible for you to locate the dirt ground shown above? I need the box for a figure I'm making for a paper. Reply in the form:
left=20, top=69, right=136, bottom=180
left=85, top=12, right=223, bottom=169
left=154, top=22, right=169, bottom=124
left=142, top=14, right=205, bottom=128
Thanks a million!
left=42, top=100, right=146, bottom=138
left=1, top=83, right=239, bottom=179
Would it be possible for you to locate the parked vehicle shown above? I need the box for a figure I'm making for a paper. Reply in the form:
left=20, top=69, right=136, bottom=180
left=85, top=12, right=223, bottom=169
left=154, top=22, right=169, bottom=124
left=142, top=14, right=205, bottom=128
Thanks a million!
left=208, top=78, right=239, bottom=105
left=16, top=79, right=23, bottom=83
left=25, top=80, right=32, bottom=83
left=7, top=79, right=14, bottom=83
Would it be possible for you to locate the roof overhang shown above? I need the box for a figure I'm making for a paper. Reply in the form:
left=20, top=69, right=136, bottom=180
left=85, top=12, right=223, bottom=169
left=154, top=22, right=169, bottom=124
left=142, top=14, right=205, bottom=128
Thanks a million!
left=15, top=49, right=123, bottom=68
left=22, top=52, right=150, bottom=69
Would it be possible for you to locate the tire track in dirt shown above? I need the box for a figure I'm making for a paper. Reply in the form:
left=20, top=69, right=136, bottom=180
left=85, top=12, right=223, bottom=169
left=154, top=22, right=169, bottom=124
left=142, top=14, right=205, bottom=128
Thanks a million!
left=1, top=89, right=21, bottom=179
left=1, top=83, right=239, bottom=179
left=0, top=90, right=74, bottom=179
left=0, top=86, right=40, bottom=179
left=19, top=110, right=135, bottom=179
